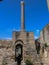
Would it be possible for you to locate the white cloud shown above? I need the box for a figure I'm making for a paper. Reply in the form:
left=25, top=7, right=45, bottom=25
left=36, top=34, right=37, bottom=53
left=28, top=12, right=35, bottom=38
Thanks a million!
left=6, top=38, right=12, bottom=40
left=34, top=36, right=38, bottom=40
left=3, top=37, right=12, bottom=40
left=35, top=29, right=40, bottom=35
left=7, top=28, right=20, bottom=33
left=34, top=29, right=40, bottom=39
left=36, top=29, right=39, bottom=33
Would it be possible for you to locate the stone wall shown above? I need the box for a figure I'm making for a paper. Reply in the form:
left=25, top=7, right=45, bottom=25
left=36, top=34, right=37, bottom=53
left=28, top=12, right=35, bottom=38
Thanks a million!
left=40, top=23, right=49, bottom=45
left=0, top=40, right=15, bottom=65
left=12, top=31, right=36, bottom=63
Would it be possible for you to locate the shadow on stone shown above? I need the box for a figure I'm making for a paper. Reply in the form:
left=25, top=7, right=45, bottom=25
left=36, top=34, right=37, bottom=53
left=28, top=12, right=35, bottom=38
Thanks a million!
left=40, top=63, right=43, bottom=65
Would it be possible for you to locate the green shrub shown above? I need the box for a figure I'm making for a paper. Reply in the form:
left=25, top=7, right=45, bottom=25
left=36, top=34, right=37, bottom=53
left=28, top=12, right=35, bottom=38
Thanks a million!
left=25, top=60, right=33, bottom=65
left=44, top=43, right=48, bottom=47
left=2, top=63, right=7, bottom=65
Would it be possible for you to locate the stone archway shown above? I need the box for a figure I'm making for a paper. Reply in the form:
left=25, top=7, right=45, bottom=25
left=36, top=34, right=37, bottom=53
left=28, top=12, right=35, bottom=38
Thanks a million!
left=15, top=40, right=23, bottom=65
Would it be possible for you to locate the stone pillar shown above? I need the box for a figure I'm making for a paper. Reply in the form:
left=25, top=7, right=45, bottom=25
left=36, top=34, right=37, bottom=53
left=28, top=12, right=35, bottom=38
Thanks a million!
left=47, top=0, right=49, bottom=11
left=21, top=1, right=25, bottom=31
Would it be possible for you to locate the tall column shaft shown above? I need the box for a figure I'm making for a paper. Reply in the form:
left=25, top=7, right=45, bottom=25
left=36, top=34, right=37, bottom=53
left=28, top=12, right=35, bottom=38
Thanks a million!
left=21, top=1, right=25, bottom=31
left=47, top=0, right=49, bottom=11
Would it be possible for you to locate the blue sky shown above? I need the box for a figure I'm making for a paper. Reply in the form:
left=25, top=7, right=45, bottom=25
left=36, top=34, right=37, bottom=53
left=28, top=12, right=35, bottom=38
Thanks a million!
left=0, top=0, right=49, bottom=40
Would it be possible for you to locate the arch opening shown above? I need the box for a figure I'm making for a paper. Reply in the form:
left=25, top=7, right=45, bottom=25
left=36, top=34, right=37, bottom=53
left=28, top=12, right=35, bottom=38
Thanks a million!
left=15, top=43, right=23, bottom=65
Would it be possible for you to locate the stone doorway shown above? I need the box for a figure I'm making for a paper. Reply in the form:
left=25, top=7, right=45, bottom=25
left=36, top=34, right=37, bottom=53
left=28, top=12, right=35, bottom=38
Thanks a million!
left=15, top=44, right=23, bottom=65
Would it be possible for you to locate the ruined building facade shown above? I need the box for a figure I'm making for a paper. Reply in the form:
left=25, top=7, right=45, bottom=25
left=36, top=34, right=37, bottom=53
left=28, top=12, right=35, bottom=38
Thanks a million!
left=0, top=1, right=37, bottom=65
left=40, top=23, right=49, bottom=45
left=12, top=1, right=35, bottom=62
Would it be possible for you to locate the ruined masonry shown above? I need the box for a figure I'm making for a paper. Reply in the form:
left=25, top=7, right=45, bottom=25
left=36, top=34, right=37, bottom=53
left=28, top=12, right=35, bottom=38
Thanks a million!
left=0, top=1, right=42, bottom=65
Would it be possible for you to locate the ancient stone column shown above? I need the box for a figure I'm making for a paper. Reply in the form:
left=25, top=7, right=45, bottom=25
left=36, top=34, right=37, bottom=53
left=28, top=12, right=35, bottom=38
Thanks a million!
left=47, top=0, right=49, bottom=11
left=21, top=1, right=25, bottom=31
